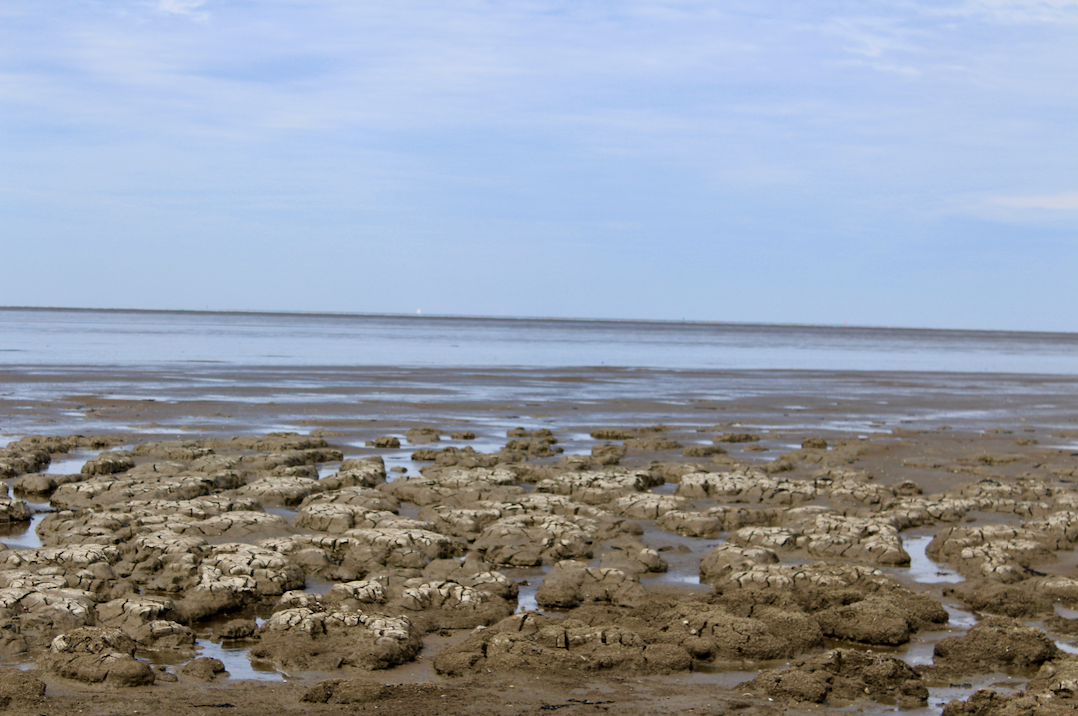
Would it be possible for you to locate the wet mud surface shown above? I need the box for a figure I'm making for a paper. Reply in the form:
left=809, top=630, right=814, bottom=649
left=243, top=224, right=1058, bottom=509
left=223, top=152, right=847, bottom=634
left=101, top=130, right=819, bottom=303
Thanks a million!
left=1, top=368, right=1078, bottom=715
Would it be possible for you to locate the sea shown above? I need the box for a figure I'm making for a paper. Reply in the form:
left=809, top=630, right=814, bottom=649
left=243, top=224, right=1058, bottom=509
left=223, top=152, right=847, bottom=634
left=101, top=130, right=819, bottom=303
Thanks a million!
left=2, top=307, right=1076, bottom=373
left=2, top=307, right=1077, bottom=440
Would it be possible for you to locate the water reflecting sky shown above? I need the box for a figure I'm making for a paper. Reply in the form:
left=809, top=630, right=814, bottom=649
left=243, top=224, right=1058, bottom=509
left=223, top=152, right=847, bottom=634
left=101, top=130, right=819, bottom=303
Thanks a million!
left=3, top=308, right=1075, bottom=374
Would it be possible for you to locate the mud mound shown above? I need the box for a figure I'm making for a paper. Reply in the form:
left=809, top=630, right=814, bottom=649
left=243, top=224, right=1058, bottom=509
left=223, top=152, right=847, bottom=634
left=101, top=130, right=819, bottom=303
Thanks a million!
left=302, top=677, right=390, bottom=704
left=746, top=648, right=928, bottom=707
left=932, top=616, right=1060, bottom=674
left=250, top=608, right=423, bottom=671
left=534, top=560, right=647, bottom=608
left=181, top=656, right=226, bottom=681
left=434, top=611, right=692, bottom=677
left=42, top=626, right=155, bottom=687
left=434, top=595, right=832, bottom=677
left=654, top=600, right=823, bottom=660
left=946, top=580, right=1054, bottom=618
left=706, top=563, right=948, bottom=646
left=473, top=513, right=598, bottom=566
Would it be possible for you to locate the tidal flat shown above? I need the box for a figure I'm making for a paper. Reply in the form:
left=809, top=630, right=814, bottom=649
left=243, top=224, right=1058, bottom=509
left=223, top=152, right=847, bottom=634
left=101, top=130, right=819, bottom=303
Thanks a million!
left=1, top=366, right=1078, bottom=715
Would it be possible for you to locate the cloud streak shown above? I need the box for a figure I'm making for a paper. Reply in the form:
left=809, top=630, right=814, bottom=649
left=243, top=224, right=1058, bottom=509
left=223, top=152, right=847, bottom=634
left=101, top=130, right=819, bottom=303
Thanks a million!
left=993, top=192, right=1078, bottom=210
left=158, top=0, right=208, bottom=19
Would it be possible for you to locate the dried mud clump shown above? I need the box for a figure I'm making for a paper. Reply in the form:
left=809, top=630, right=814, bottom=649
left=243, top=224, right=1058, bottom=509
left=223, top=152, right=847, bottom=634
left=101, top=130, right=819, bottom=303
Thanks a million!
left=675, top=469, right=817, bottom=504
left=931, top=617, right=1060, bottom=675
left=433, top=611, right=691, bottom=677
left=534, top=468, right=664, bottom=505
left=473, top=513, right=599, bottom=566
left=727, top=509, right=909, bottom=566
left=302, top=677, right=390, bottom=704
left=367, top=436, right=401, bottom=448
left=591, top=443, right=627, bottom=465
left=1, top=435, right=123, bottom=480
left=434, top=593, right=831, bottom=678
left=251, top=608, right=423, bottom=672
left=589, top=428, right=637, bottom=441
left=534, top=560, right=648, bottom=609
left=624, top=436, right=682, bottom=451
left=80, top=452, right=136, bottom=476
left=0, top=448, right=50, bottom=481
left=0, top=497, right=32, bottom=524
left=180, top=656, right=226, bottom=681
left=746, top=648, right=928, bottom=707
left=927, top=525, right=1055, bottom=583
left=272, top=565, right=516, bottom=635
left=705, top=562, right=948, bottom=647
left=42, top=626, right=155, bottom=687
left=654, top=599, right=823, bottom=661
left=945, top=580, right=1054, bottom=618
left=714, top=433, right=760, bottom=444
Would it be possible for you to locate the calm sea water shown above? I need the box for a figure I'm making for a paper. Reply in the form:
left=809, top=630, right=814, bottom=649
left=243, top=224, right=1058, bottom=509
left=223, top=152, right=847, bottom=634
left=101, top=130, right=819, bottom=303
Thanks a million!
left=2, top=308, right=1076, bottom=374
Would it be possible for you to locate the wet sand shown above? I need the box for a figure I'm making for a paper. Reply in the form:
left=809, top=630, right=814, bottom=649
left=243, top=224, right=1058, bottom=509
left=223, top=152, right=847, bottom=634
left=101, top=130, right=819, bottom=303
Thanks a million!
left=1, top=367, right=1078, bottom=715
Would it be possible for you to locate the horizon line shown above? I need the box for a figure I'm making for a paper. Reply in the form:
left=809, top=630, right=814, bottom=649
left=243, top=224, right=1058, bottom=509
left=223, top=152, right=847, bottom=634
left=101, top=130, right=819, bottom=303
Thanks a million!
left=1, top=305, right=1073, bottom=338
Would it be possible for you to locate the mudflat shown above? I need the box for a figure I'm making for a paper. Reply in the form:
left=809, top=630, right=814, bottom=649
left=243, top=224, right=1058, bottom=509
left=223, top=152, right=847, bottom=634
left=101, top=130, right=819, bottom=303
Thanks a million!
left=1, top=367, right=1077, bottom=716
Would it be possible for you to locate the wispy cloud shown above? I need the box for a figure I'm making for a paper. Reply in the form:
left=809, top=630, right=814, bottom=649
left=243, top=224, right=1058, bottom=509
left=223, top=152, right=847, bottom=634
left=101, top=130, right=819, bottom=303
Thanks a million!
left=962, top=0, right=1078, bottom=23
left=158, top=0, right=208, bottom=20
left=992, top=191, right=1078, bottom=210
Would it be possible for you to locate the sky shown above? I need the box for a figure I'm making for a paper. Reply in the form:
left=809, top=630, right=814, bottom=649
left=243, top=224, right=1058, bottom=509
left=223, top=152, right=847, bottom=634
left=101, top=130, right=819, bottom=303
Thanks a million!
left=2, top=1, right=1076, bottom=332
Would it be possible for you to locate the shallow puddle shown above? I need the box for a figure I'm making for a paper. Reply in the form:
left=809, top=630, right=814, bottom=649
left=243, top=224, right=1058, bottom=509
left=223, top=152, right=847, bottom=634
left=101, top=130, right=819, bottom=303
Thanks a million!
left=505, top=566, right=550, bottom=613
left=192, top=638, right=286, bottom=681
left=0, top=504, right=48, bottom=549
left=143, top=636, right=286, bottom=682
left=901, top=675, right=1027, bottom=716
left=305, top=578, right=335, bottom=595
left=943, top=602, right=979, bottom=630
left=264, top=506, right=298, bottom=525
left=894, top=533, right=964, bottom=585
left=1027, top=612, right=1078, bottom=655
left=42, top=452, right=93, bottom=475
left=373, top=449, right=419, bottom=477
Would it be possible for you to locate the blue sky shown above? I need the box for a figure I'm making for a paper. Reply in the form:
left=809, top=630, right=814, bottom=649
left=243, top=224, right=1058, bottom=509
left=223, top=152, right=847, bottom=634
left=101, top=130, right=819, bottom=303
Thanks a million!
left=2, top=1, right=1076, bottom=331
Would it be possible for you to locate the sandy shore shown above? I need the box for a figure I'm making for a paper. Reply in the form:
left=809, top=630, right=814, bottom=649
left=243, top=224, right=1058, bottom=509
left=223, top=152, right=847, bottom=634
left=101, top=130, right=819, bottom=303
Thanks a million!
left=1, top=368, right=1077, bottom=715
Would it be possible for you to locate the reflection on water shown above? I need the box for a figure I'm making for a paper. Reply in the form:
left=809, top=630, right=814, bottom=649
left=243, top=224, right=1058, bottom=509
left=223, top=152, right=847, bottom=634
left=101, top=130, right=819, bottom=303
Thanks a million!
left=141, top=637, right=285, bottom=682
left=904, top=676, right=1027, bottom=716
left=346, top=441, right=416, bottom=479
left=43, top=453, right=93, bottom=475
left=264, top=506, right=298, bottom=525
left=0, top=512, right=45, bottom=550
left=195, top=638, right=285, bottom=681
left=1031, top=607, right=1078, bottom=655
left=305, top=578, right=335, bottom=595
left=505, top=566, right=550, bottom=614
left=4, top=308, right=1077, bottom=374
left=1055, top=604, right=1078, bottom=619
left=1054, top=639, right=1078, bottom=655
left=641, top=567, right=701, bottom=588
left=900, top=534, right=964, bottom=584
left=944, top=603, right=979, bottom=631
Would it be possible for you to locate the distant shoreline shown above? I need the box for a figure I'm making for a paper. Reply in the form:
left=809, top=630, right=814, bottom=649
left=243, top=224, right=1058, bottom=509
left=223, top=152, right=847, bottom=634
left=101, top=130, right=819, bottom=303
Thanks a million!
left=2, top=305, right=1074, bottom=339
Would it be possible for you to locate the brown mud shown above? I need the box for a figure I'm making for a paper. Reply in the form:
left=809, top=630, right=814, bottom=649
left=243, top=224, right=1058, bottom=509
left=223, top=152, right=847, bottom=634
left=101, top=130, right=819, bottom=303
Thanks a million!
left=1, top=368, right=1078, bottom=715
